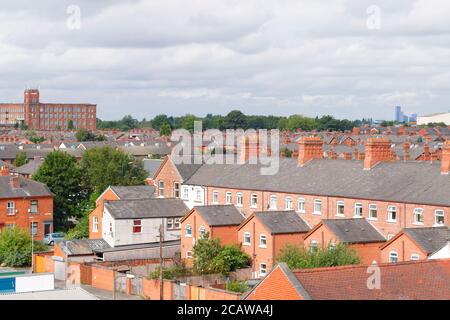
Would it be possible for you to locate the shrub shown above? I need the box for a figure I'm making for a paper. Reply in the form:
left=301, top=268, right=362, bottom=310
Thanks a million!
left=277, top=243, right=360, bottom=269
left=0, top=227, right=48, bottom=267
left=148, top=264, right=192, bottom=280
left=226, top=281, right=250, bottom=293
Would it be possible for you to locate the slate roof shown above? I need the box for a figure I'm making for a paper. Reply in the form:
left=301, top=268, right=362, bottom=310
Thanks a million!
left=0, top=176, right=54, bottom=199
left=254, top=211, right=310, bottom=234
left=142, top=159, right=163, bottom=178
left=184, top=158, right=450, bottom=207
left=291, top=260, right=450, bottom=300
left=57, top=239, right=110, bottom=256
left=13, top=158, right=44, bottom=175
left=174, top=163, right=203, bottom=181
left=109, top=185, right=155, bottom=200
left=104, top=198, right=189, bottom=219
left=321, top=218, right=385, bottom=243
left=193, top=205, right=245, bottom=226
left=404, top=227, right=450, bottom=255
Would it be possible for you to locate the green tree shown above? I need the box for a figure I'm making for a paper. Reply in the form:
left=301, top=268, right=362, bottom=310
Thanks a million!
left=181, top=114, right=199, bottom=132
left=226, top=281, right=250, bottom=293
left=224, top=110, right=247, bottom=129
left=25, top=131, right=45, bottom=144
left=64, top=191, right=99, bottom=240
left=33, top=151, right=86, bottom=230
left=0, top=227, right=47, bottom=267
left=68, top=120, right=74, bottom=130
left=79, top=147, right=147, bottom=194
left=14, top=151, right=28, bottom=167
left=159, top=123, right=172, bottom=137
left=75, top=129, right=105, bottom=142
left=151, top=114, right=170, bottom=130
left=277, top=243, right=360, bottom=269
left=193, top=235, right=251, bottom=275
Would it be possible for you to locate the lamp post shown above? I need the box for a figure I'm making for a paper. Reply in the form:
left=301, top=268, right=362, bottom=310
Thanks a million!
left=30, top=217, right=35, bottom=273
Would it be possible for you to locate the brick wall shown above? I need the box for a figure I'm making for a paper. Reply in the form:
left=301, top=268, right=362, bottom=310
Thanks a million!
left=380, top=233, right=427, bottom=263
left=91, top=266, right=114, bottom=291
left=245, top=266, right=303, bottom=300
left=0, top=196, right=53, bottom=240
left=89, top=188, right=119, bottom=239
left=142, top=278, right=174, bottom=300
left=154, top=157, right=182, bottom=198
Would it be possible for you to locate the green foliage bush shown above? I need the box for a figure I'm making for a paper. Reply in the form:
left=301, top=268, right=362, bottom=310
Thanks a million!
left=277, top=243, right=360, bottom=269
left=0, top=227, right=47, bottom=267
left=226, top=281, right=250, bottom=293
left=147, top=264, right=192, bottom=280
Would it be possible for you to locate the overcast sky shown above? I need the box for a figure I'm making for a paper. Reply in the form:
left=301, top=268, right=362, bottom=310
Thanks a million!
left=1, top=0, right=450, bottom=121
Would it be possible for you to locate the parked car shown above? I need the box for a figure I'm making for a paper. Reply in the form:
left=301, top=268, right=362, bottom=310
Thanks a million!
left=43, top=232, right=65, bottom=245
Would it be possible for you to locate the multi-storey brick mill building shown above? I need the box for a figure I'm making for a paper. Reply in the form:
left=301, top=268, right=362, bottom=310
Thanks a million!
left=0, top=89, right=96, bottom=130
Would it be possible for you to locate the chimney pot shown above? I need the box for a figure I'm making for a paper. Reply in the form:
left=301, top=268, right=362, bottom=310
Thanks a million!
left=441, top=140, right=450, bottom=175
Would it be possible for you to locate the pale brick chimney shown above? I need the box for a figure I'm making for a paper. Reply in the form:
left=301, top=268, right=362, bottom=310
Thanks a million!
left=364, top=138, right=392, bottom=170
left=9, top=175, right=20, bottom=188
left=297, top=137, right=323, bottom=166
left=441, top=140, right=450, bottom=175
left=0, top=166, right=10, bottom=176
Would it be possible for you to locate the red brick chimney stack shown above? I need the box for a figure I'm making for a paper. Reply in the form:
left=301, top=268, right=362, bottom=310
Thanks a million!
left=364, top=137, right=392, bottom=170
left=0, top=166, right=10, bottom=176
left=297, top=137, right=323, bottom=167
left=403, top=142, right=411, bottom=161
left=240, top=135, right=260, bottom=163
left=441, top=140, right=450, bottom=175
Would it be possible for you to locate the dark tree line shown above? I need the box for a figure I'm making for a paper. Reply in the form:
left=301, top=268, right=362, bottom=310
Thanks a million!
left=97, top=110, right=364, bottom=132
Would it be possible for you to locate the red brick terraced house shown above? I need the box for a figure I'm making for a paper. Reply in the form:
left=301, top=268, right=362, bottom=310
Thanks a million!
left=0, top=167, right=54, bottom=240
left=237, top=211, right=310, bottom=278
left=180, top=205, right=245, bottom=265
left=303, top=218, right=386, bottom=265
left=380, top=226, right=450, bottom=263
left=180, top=138, right=450, bottom=240
left=245, top=260, right=450, bottom=300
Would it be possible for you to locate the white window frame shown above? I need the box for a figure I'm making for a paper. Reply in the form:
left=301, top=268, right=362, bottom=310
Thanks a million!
left=225, top=192, right=232, bottom=205
left=336, top=201, right=345, bottom=216
left=30, top=200, right=38, bottom=214
left=195, top=188, right=202, bottom=202
left=310, top=240, right=318, bottom=252
left=259, top=263, right=267, bottom=277
left=389, top=251, right=398, bottom=263
left=236, top=192, right=243, bottom=207
left=212, top=191, right=219, bottom=204
left=6, top=201, right=15, bottom=215
left=297, top=198, right=305, bottom=213
left=167, top=218, right=174, bottom=230
left=269, top=195, right=277, bottom=210
left=368, top=204, right=378, bottom=220
left=313, top=199, right=322, bottom=215
left=434, top=210, right=445, bottom=226
left=185, top=224, right=192, bottom=237
left=410, top=253, right=420, bottom=261
left=413, top=208, right=424, bottom=225
left=186, top=251, right=193, bottom=259
left=243, top=232, right=251, bottom=246
left=388, top=205, right=397, bottom=222
left=92, top=216, right=99, bottom=232
left=199, top=226, right=206, bottom=239
left=174, top=218, right=181, bottom=230
left=354, top=203, right=363, bottom=218
left=250, top=194, right=258, bottom=208
left=158, top=181, right=165, bottom=197
left=259, top=234, right=267, bottom=248
left=285, top=197, right=293, bottom=210
left=182, top=187, right=189, bottom=200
